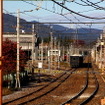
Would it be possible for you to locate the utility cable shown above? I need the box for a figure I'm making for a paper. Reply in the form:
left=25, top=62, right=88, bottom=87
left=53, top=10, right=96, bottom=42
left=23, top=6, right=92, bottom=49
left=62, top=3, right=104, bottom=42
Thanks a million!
left=80, top=0, right=104, bottom=10
left=86, top=0, right=105, bottom=10
left=21, top=0, right=74, bottom=22
left=51, top=0, right=105, bottom=19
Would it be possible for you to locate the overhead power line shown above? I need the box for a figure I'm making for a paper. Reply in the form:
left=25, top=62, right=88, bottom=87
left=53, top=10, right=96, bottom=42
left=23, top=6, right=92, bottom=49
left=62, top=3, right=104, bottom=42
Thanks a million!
left=20, top=21, right=105, bottom=24
left=80, top=0, right=101, bottom=10
left=51, top=0, right=105, bottom=19
left=86, top=0, right=105, bottom=10
left=80, top=0, right=105, bottom=10
left=21, top=0, right=74, bottom=22
left=73, top=0, right=104, bottom=9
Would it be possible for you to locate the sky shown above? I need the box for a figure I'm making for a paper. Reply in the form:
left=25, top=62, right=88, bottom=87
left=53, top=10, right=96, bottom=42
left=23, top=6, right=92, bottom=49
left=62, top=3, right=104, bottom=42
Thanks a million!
left=3, top=0, right=105, bottom=29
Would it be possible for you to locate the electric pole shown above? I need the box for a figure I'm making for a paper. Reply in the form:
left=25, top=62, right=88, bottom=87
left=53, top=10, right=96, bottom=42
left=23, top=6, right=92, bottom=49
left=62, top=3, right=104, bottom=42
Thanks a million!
left=32, top=24, right=35, bottom=78
left=0, top=1, right=3, bottom=104
left=32, top=24, right=35, bottom=65
left=41, top=39, right=43, bottom=62
left=58, top=41, right=60, bottom=70
left=50, top=26, right=53, bottom=70
left=16, top=9, right=20, bottom=89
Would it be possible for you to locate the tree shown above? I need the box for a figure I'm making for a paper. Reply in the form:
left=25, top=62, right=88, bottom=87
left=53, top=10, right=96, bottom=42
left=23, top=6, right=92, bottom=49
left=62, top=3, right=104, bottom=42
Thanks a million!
left=2, top=38, right=27, bottom=75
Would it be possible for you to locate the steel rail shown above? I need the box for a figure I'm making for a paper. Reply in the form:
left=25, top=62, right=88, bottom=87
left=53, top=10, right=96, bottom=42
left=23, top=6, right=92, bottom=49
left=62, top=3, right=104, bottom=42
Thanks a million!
left=79, top=71, right=99, bottom=105
left=17, top=70, right=73, bottom=105
left=3, top=71, right=67, bottom=105
left=61, top=68, right=99, bottom=105
left=61, top=68, right=88, bottom=105
left=3, top=69, right=75, bottom=105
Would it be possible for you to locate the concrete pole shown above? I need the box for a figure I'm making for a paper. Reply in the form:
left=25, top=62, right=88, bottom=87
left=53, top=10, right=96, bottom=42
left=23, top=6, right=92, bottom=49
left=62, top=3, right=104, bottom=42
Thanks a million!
left=41, top=39, right=43, bottom=62
left=95, top=46, right=98, bottom=64
left=0, top=1, right=3, bottom=104
left=54, top=37, right=56, bottom=70
left=16, top=9, right=20, bottom=88
left=50, top=26, right=53, bottom=70
left=58, top=41, right=60, bottom=69
left=48, top=46, right=50, bottom=71
left=32, top=24, right=35, bottom=65
left=63, top=46, right=65, bottom=61
left=31, top=24, right=35, bottom=78
left=67, top=46, right=69, bottom=62
left=100, top=43, right=102, bottom=69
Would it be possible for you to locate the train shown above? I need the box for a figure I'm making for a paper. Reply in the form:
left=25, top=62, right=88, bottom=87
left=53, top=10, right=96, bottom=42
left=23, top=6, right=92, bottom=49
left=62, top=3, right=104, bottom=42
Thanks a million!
left=70, top=54, right=83, bottom=68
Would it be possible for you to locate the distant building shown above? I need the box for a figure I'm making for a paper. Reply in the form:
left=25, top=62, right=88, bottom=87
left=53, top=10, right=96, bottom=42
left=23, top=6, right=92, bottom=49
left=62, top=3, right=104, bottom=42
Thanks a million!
left=91, top=29, right=105, bottom=72
left=3, top=32, right=35, bottom=59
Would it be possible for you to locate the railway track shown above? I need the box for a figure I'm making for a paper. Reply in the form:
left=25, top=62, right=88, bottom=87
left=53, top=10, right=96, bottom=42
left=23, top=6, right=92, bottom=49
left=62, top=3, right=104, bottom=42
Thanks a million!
left=61, top=67, right=99, bottom=105
left=3, top=68, right=76, bottom=105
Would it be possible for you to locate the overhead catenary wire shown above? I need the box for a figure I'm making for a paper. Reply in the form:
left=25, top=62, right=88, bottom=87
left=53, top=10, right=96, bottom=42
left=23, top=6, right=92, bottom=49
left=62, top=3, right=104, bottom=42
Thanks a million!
left=86, top=0, right=105, bottom=10
left=4, top=0, right=105, bottom=20
left=80, top=0, right=105, bottom=10
left=19, top=0, right=103, bottom=29
left=80, top=0, right=100, bottom=10
left=4, top=2, right=96, bottom=34
left=63, top=8, right=98, bottom=16
left=21, top=0, right=74, bottom=22
left=51, top=0, right=105, bottom=19
left=3, top=8, right=104, bottom=31
left=20, top=21, right=105, bottom=25
left=4, top=1, right=105, bottom=24
left=67, top=0, right=89, bottom=6
left=4, top=7, right=71, bottom=25
left=66, top=0, right=103, bottom=5
left=64, top=0, right=105, bottom=11
left=4, top=1, right=105, bottom=34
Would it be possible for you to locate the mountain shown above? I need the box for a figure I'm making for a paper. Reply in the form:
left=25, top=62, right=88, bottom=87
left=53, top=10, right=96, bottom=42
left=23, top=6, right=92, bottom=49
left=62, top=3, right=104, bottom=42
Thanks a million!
left=3, top=13, right=102, bottom=43
left=4, top=13, right=34, bottom=33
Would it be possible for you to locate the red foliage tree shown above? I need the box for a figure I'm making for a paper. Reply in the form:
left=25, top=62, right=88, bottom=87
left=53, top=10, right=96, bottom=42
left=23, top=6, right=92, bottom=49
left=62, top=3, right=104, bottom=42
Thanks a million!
left=3, top=39, right=27, bottom=75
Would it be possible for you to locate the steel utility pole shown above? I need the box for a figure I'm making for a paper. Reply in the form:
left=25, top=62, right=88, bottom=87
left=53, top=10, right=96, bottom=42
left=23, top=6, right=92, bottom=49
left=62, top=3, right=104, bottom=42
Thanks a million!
left=16, top=9, right=20, bottom=89
left=0, top=1, right=3, bottom=105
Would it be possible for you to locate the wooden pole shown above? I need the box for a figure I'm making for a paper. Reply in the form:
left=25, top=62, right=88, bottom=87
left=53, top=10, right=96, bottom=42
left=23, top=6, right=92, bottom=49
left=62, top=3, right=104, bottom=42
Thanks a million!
left=0, top=1, right=3, bottom=104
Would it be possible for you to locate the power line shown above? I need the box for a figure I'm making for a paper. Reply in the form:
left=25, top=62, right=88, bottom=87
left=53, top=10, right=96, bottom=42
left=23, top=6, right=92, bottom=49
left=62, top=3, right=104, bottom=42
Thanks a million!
left=21, top=12, right=40, bottom=20
left=66, top=0, right=103, bottom=5
left=21, top=0, right=74, bottom=22
left=15, top=1, right=92, bottom=30
left=51, top=0, right=105, bottom=19
left=20, top=21, right=105, bottom=24
left=80, top=0, right=103, bottom=10
left=86, top=0, right=105, bottom=10
left=4, top=1, right=105, bottom=32
left=20, top=0, right=97, bottom=33
left=65, top=0, right=105, bottom=11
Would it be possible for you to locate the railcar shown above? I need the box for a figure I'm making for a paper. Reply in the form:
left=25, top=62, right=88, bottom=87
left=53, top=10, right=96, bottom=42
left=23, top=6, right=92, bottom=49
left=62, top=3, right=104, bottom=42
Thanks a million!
left=70, top=54, right=83, bottom=68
